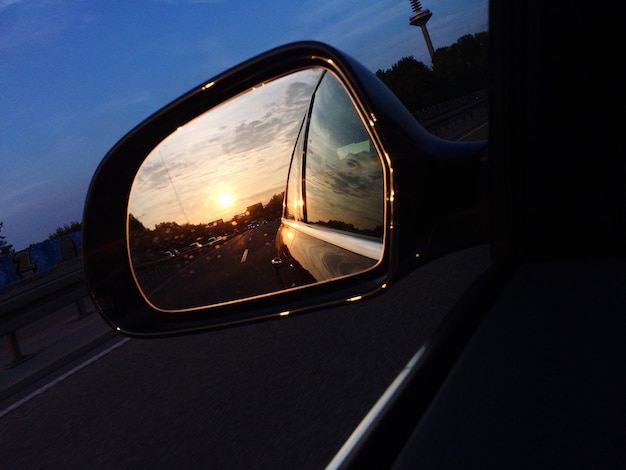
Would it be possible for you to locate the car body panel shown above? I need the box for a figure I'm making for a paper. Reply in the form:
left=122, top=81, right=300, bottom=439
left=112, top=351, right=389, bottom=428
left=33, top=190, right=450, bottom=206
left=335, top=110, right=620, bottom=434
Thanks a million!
left=275, top=219, right=381, bottom=283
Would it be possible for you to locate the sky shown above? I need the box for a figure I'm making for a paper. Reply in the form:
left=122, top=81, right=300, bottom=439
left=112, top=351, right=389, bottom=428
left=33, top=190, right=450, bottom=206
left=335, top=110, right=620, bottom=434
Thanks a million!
left=129, top=69, right=323, bottom=229
left=0, top=0, right=488, bottom=251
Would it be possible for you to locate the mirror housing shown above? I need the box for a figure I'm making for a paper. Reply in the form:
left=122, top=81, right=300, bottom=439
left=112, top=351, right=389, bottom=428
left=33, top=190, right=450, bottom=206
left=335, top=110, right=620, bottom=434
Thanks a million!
left=82, top=41, right=487, bottom=337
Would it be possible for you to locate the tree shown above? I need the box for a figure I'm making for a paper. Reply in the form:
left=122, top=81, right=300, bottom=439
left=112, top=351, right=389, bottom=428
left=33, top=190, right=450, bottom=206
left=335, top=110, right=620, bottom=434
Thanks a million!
left=375, top=31, right=488, bottom=112
left=48, top=221, right=82, bottom=240
left=432, top=32, right=489, bottom=97
left=263, top=192, right=285, bottom=220
left=0, top=221, right=14, bottom=256
left=129, top=213, right=147, bottom=233
left=376, top=56, right=442, bottom=112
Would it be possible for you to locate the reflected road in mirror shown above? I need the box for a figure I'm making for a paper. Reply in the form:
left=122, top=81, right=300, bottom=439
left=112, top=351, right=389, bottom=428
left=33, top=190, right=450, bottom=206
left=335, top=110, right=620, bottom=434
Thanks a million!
left=131, top=219, right=316, bottom=311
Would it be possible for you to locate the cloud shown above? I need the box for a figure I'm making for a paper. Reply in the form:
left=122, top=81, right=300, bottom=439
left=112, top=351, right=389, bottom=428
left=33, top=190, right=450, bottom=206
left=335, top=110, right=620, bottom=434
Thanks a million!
left=0, top=0, right=24, bottom=10
left=0, top=181, right=46, bottom=213
left=0, top=1, right=102, bottom=51
left=128, top=70, right=321, bottom=228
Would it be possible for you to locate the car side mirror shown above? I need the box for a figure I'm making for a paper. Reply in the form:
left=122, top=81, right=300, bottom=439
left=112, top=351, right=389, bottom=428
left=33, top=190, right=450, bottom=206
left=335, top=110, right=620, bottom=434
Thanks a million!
left=82, top=41, right=487, bottom=336
left=128, top=68, right=385, bottom=311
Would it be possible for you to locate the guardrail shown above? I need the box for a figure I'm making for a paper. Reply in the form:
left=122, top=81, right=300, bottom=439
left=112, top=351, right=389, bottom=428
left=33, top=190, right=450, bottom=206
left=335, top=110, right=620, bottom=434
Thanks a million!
left=0, top=262, right=92, bottom=368
left=418, top=90, right=488, bottom=140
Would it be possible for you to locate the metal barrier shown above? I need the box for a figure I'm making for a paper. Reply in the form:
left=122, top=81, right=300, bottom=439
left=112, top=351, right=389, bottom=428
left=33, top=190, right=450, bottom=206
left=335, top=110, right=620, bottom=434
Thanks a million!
left=417, top=90, right=488, bottom=140
left=421, top=100, right=488, bottom=140
left=0, top=266, right=91, bottom=368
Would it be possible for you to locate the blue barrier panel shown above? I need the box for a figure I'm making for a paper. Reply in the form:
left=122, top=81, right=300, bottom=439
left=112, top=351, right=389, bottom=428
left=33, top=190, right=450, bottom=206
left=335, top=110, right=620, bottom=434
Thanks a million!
left=0, top=231, right=82, bottom=290
left=0, top=256, right=17, bottom=288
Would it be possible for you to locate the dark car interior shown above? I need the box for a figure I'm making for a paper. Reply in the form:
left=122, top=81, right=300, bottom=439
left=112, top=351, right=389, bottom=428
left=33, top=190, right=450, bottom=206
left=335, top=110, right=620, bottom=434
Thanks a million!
left=331, top=2, right=626, bottom=468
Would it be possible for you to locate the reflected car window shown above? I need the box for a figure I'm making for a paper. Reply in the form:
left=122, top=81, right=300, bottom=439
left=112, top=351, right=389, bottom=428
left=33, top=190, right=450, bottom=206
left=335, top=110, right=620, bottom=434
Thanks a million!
left=305, top=72, right=384, bottom=238
left=284, top=115, right=306, bottom=221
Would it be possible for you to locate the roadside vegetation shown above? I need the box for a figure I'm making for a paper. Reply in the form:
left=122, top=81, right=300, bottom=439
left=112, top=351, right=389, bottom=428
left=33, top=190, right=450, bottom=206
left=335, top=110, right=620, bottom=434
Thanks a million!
left=376, top=31, right=488, bottom=113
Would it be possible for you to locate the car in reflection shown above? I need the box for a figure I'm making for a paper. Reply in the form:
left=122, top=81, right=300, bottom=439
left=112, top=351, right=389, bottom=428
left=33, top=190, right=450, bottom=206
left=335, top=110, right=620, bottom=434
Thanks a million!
left=188, top=242, right=202, bottom=250
left=274, top=69, right=386, bottom=284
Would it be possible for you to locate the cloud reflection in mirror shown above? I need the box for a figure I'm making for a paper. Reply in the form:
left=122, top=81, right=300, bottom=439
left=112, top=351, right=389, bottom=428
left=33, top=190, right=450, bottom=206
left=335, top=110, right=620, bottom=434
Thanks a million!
left=130, top=69, right=324, bottom=229
left=127, top=68, right=385, bottom=312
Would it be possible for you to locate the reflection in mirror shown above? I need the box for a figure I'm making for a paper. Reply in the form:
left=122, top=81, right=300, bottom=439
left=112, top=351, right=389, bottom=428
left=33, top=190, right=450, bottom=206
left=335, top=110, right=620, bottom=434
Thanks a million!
left=128, top=68, right=385, bottom=311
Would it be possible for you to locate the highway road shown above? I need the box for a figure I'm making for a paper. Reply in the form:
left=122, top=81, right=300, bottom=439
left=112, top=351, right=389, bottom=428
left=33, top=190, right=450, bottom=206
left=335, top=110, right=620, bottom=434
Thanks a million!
left=0, top=123, right=489, bottom=469
left=143, top=219, right=298, bottom=310
left=0, top=245, right=490, bottom=469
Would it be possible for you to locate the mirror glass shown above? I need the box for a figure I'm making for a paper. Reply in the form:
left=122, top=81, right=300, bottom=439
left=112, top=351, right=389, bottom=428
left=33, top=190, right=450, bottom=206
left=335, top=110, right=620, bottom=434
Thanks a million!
left=128, top=68, right=385, bottom=311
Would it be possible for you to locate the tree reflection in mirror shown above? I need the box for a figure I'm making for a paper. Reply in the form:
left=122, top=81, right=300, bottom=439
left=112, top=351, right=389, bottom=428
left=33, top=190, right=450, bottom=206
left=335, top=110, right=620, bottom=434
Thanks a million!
left=128, top=68, right=385, bottom=311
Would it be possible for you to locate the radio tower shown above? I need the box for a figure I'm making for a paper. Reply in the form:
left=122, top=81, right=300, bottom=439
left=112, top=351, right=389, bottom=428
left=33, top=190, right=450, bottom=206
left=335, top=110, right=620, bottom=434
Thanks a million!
left=409, top=0, right=435, bottom=62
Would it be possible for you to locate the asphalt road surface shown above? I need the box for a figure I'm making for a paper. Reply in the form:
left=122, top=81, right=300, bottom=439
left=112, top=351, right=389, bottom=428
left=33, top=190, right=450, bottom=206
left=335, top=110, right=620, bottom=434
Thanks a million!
left=144, top=220, right=292, bottom=310
left=1, top=122, right=489, bottom=469
left=0, top=242, right=490, bottom=469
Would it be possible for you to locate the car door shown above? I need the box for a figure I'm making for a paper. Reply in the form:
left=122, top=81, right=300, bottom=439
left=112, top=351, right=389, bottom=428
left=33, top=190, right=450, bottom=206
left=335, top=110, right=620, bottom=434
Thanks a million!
left=276, top=70, right=385, bottom=285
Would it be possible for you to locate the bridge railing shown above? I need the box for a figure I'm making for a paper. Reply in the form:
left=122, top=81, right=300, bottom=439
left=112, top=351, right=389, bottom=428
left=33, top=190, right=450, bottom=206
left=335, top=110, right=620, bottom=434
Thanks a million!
left=417, top=89, right=488, bottom=140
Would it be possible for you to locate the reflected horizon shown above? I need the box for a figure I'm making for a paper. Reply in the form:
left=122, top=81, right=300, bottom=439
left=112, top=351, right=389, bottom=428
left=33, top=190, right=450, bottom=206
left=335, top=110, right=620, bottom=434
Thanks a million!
left=126, top=68, right=386, bottom=312
left=128, top=69, right=324, bottom=231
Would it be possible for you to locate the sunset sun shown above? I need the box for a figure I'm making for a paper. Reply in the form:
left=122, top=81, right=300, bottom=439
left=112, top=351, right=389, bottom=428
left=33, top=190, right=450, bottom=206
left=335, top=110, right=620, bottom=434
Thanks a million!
left=219, top=191, right=233, bottom=208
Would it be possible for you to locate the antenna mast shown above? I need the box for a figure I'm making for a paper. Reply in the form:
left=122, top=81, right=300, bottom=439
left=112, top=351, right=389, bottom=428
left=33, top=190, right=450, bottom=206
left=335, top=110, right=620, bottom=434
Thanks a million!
left=409, top=1, right=435, bottom=62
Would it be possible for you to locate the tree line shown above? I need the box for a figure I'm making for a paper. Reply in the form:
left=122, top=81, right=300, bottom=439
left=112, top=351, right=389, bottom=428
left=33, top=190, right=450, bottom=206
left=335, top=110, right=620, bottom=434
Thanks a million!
left=0, top=221, right=82, bottom=256
left=129, top=192, right=284, bottom=255
left=375, top=31, right=488, bottom=113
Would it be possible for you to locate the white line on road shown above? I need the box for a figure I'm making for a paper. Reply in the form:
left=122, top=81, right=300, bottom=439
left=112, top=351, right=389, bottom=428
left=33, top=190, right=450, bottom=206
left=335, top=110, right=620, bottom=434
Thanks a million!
left=0, top=337, right=130, bottom=419
left=458, top=121, right=488, bottom=141
left=241, top=249, right=249, bottom=263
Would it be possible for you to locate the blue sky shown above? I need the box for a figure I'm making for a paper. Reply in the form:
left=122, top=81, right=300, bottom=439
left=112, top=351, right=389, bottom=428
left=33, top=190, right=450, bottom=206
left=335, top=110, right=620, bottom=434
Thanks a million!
left=0, top=0, right=488, bottom=251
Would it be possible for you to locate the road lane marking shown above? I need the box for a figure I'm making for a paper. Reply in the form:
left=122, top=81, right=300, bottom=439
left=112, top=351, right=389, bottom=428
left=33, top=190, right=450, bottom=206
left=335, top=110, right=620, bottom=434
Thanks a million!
left=458, top=121, right=488, bottom=141
left=241, top=249, right=249, bottom=263
left=327, top=344, right=427, bottom=470
left=0, top=337, right=130, bottom=419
